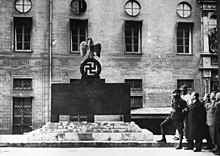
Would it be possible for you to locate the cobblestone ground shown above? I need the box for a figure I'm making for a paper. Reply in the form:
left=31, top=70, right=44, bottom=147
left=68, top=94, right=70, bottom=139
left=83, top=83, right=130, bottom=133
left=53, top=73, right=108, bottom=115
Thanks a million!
left=0, top=147, right=215, bottom=156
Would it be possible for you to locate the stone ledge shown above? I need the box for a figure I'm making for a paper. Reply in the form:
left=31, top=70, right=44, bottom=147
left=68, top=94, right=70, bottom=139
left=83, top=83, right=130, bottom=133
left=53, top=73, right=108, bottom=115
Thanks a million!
left=26, top=121, right=153, bottom=141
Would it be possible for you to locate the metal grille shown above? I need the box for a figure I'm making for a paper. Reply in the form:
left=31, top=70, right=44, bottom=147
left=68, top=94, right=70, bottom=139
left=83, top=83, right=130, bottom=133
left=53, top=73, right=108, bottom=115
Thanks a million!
left=177, top=79, right=194, bottom=90
left=13, top=97, right=32, bottom=134
left=13, top=78, right=32, bottom=90
left=125, top=79, right=142, bottom=90
left=130, top=96, right=143, bottom=108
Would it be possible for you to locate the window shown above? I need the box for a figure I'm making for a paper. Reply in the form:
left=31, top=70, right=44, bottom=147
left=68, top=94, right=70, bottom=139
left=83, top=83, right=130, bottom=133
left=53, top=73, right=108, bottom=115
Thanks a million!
left=125, top=79, right=143, bottom=108
left=124, top=0, right=141, bottom=17
left=13, top=78, right=32, bottom=90
left=177, top=2, right=192, bottom=18
left=70, top=19, right=88, bottom=53
left=15, top=0, right=32, bottom=13
left=177, top=23, right=193, bottom=54
left=130, top=96, right=143, bottom=108
left=211, top=70, right=219, bottom=91
left=125, top=79, right=142, bottom=90
left=125, top=21, right=142, bottom=53
left=177, top=79, right=194, bottom=92
left=211, top=55, right=218, bottom=65
left=13, top=97, right=32, bottom=134
left=14, top=17, right=32, bottom=52
left=70, top=0, right=87, bottom=15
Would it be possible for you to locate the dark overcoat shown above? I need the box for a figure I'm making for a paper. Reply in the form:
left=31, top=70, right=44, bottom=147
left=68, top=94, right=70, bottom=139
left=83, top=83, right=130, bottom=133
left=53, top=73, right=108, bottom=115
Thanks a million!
left=186, top=100, right=206, bottom=140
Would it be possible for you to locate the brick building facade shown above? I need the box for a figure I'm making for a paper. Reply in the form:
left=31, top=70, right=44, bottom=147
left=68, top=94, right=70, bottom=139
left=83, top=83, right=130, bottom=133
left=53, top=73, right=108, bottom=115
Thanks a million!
left=0, top=0, right=217, bottom=134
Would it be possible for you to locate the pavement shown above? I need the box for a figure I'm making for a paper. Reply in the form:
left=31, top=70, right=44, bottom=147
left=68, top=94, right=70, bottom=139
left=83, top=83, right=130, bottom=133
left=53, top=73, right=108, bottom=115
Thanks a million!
left=0, top=135, right=190, bottom=148
left=0, top=147, right=216, bottom=156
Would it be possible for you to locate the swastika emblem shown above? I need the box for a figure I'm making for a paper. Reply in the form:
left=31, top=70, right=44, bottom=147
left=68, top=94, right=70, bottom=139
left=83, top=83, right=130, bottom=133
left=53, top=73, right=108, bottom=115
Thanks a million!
left=80, top=58, right=101, bottom=79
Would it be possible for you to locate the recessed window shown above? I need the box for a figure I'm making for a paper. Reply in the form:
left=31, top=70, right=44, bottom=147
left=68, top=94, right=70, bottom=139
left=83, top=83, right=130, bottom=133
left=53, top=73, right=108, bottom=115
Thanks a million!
left=124, top=0, right=141, bottom=17
left=125, top=21, right=142, bottom=53
left=13, top=78, right=32, bottom=90
left=70, top=0, right=87, bottom=15
left=177, top=23, right=193, bottom=54
left=70, top=19, right=88, bottom=53
left=15, top=0, right=32, bottom=13
left=125, top=79, right=142, bottom=90
left=177, top=2, right=192, bottom=18
left=177, top=79, right=194, bottom=92
left=14, top=17, right=32, bottom=52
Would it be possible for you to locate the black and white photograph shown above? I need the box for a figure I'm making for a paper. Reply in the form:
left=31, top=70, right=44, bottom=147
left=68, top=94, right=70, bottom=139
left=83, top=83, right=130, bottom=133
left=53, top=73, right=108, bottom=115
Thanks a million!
left=0, top=0, right=220, bottom=155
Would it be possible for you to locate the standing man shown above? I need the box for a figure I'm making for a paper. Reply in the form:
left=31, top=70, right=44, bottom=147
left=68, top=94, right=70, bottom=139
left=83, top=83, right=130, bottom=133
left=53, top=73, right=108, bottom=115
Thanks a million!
left=174, top=85, right=191, bottom=140
left=157, top=89, right=188, bottom=149
left=185, top=92, right=206, bottom=152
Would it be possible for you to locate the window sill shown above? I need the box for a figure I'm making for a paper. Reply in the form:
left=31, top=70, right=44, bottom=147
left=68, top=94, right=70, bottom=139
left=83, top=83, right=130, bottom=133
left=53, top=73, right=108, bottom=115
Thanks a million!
left=176, top=53, right=193, bottom=56
left=14, top=50, right=33, bottom=53
left=124, top=52, right=143, bottom=55
left=70, top=51, right=80, bottom=54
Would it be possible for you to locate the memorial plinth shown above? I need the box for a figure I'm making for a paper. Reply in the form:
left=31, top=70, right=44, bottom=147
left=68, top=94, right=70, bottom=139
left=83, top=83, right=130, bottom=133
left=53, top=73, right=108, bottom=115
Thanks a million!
left=27, top=122, right=153, bottom=141
left=26, top=38, right=153, bottom=142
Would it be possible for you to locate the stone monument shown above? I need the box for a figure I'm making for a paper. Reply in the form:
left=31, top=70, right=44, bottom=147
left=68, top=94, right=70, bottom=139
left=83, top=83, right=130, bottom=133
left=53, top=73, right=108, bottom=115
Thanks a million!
left=27, top=38, right=153, bottom=141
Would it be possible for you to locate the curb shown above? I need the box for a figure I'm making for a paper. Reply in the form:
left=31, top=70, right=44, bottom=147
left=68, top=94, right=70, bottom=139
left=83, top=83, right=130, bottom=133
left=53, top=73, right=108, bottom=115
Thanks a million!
left=0, top=142, right=188, bottom=148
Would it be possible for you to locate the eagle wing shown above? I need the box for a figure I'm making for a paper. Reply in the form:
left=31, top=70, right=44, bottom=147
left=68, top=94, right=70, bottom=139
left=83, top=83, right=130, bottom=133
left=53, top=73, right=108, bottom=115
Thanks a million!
left=80, top=41, right=88, bottom=57
left=94, top=41, right=101, bottom=57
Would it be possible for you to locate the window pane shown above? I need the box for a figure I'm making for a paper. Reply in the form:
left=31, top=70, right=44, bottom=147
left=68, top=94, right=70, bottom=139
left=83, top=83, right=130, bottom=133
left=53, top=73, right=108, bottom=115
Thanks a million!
left=72, top=44, right=78, bottom=51
left=23, top=6, right=31, bottom=13
left=133, top=29, right=139, bottom=36
left=16, top=0, right=23, bottom=5
left=72, top=28, right=78, bottom=35
left=185, top=39, right=189, bottom=46
left=17, top=42, right=22, bottom=50
left=72, top=36, right=78, bottom=43
left=185, top=46, right=189, bottom=53
left=177, top=46, right=183, bottom=53
left=126, top=45, right=132, bottom=52
left=80, top=28, right=85, bottom=35
left=184, top=4, right=191, bottom=10
left=133, top=2, right=139, bottom=9
left=24, top=42, right=30, bottom=50
left=125, top=29, right=132, bottom=36
left=125, top=37, right=132, bottom=44
left=80, top=36, right=86, bottom=42
left=177, top=10, right=184, bottom=17
left=177, top=39, right=183, bottom=46
left=134, top=45, right=138, bottom=52
left=184, top=11, right=191, bottom=18
left=17, top=35, right=22, bottom=42
left=133, top=9, right=140, bottom=16
left=134, top=37, right=138, bottom=44
left=177, top=30, right=183, bottom=37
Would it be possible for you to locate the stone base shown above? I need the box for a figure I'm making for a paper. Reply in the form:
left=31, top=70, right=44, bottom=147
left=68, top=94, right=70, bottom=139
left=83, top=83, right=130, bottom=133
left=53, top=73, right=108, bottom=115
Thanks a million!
left=26, top=121, right=153, bottom=141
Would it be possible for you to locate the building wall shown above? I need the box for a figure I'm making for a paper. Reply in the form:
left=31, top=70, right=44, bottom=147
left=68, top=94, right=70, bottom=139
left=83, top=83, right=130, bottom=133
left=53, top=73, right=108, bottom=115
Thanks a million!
left=0, top=0, right=204, bottom=134
left=51, top=0, right=203, bottom=107
left=0, top=0, right=50, bottom=133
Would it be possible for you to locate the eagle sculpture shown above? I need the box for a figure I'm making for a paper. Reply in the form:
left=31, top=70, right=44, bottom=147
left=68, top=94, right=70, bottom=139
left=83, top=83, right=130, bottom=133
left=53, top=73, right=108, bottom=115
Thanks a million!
left=80, top=38, right=101, bottom=58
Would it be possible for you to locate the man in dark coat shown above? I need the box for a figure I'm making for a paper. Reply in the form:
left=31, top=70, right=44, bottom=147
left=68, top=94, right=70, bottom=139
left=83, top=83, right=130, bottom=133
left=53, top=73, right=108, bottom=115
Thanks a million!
left=213, top=92, right=220, bottom=155
left=185, top=92, right=206, bottom=152
left=157, top=89, right=187, bottom=149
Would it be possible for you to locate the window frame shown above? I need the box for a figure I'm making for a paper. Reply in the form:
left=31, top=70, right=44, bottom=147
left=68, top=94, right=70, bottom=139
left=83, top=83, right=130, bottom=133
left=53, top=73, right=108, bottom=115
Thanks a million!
left=176, top=2, right=192, bottom=18
left=14, top=0, right=32, bottom=13
left=70, top=0, right=87, bottom=15
left=124, top=0, right=141, bottom=17
left=176, top=22, right=193, bottom=55
left=14, top=17, right=33, bottom=53
left=13, top=78, right=33, bottom=91
left=177, top=79, right=194, bottom=93
left=70, top=19, right=88, bottom=53
left=124, top=20, right=142, bottom=54
left=125, top=79, right=143, bottom=91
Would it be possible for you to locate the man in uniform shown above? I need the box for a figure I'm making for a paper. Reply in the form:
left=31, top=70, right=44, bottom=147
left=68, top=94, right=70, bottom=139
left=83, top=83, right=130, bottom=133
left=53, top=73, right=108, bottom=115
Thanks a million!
left=173, top=85, right=191, bottom=140
left=157, top=89, right=188, bottom=149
